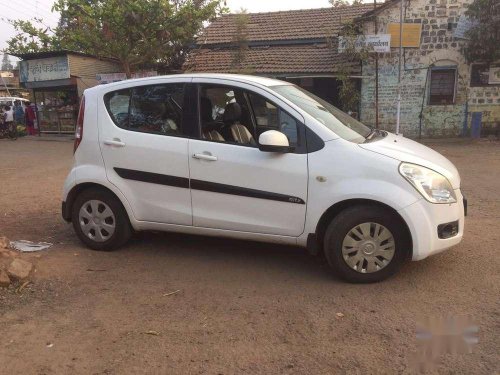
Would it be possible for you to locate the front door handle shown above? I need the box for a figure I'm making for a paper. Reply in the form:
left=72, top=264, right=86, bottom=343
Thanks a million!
left=104, top=139, right=126, bottom=147
left=193, top=153, right=217, bottom=161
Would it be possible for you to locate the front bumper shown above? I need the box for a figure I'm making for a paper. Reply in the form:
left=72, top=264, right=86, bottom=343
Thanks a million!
left=398, top=189, right=465, bottom=261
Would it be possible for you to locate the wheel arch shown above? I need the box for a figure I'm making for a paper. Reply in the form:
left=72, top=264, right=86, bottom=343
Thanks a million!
left=315, top=199, right=413, bottom=258
left=63, top=182, right=132, bottom=225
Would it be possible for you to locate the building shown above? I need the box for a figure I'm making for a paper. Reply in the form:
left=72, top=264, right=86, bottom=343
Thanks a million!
left=188, top=1, right=499, bottom=138
left=358, top=0, right=500, bottom=137
left=14, top=50, right=121, bottom=134
left=185, top=5, right=373, bottom=108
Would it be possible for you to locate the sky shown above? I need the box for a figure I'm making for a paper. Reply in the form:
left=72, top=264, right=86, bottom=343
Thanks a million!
left=0, top=0, right=334, bottom=61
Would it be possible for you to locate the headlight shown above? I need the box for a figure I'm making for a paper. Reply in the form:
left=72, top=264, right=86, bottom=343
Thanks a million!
left=399, top=163, right=456, bottom=204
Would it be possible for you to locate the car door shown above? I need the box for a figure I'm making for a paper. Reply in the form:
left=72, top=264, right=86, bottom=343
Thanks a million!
left=188, top=80, right=308, bottom=237
left=99, top=80, right=193, bottom=225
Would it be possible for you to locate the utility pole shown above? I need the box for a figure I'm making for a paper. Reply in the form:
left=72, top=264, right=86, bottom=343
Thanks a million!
left=374, top=0, right=379, bottom=129
left=395, top=0, right=404, bottom=135
left=1, top=75, right=11, bottom=96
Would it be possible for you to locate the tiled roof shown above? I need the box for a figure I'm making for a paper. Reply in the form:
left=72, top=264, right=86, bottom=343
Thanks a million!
left=184, top=44, right=360, bottom=75
left=198, top=5, right=374, bottom=45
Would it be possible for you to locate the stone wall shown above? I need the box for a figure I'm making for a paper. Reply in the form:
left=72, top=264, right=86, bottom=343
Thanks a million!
left=360, top=0, right=500, bottom=138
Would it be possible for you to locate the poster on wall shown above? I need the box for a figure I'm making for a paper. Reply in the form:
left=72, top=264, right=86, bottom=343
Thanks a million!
left=387, top=23, right=422, bottom=48
left=488, top=67, right=500, bottom=85
left=19, top=56, right=70, bottom=83
left=338, top=34, right=391, bottom=53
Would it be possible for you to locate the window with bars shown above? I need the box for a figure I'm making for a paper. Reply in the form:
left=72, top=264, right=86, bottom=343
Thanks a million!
left=428, top=68, right=457, bottom=105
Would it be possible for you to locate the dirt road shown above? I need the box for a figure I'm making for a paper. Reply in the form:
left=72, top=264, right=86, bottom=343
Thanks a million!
left=0, top=138, right=499, bottom=374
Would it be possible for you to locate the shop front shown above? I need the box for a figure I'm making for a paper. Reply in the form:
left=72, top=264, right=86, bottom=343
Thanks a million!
left=32, top=82, right=79, bottom=134
left=16, top=51, right=121, bottom=135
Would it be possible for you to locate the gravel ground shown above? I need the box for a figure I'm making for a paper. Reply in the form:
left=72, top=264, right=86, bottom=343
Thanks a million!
left=0, top=137, right=499, bottom=374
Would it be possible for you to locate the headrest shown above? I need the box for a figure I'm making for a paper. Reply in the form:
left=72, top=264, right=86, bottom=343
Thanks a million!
left=223, top=102, right=242, bottom=123
left=200, top=97, right=213, bottom=122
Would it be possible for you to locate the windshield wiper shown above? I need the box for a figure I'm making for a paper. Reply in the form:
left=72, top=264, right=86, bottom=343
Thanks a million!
left=365, top=128, right=378, bottom=141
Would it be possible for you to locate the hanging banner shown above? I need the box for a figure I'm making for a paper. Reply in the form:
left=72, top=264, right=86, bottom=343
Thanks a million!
left=338, top=34, right=391, bottom=53
left=96, top=71, right=158, bottom=84
left=387, top=23, right=422, bottom=47
left=19, top=56, right=70, bottom=83
left=96, top=72, right=127, bottom=84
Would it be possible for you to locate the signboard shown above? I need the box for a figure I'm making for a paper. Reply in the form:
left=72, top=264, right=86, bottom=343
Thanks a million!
left=338, top=34, right=391, bottom=53
left=96, top=72, right=127, bottom=84
left=19, top=56, right=70, bottom=83
left=454, top=14, right=478, bottom=39
left=488, top=67, right=500, bottom=85
left=96, top=71, right=158, bottom=84
left=387, top=23, right=422, bottom=48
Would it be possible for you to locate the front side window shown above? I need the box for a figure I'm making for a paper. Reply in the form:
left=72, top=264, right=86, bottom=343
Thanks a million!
left=429, top=68, right=456, bottom=105
left=104, top=83, right=185, bottom=136
left=199, top=84, right=256, bottom=146
left=247, top=92, right=299, bottom=147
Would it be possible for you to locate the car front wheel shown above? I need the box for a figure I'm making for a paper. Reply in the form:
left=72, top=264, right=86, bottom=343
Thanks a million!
left=324, top=205, right=410, bottom=283
left=71, top=188, right=132, bottom=251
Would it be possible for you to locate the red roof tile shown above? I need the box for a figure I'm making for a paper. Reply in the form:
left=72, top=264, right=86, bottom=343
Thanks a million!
left=185, top=44, right=360, bottom=75
left=198, top=5, right=374, bottom=45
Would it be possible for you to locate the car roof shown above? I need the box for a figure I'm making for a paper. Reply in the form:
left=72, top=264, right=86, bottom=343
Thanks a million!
left=90, top=73, right=292, bottom=93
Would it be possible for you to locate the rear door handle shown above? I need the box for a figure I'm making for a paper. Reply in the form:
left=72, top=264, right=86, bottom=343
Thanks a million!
left=104, top=139, right=126, bottom=147
left=193, top=153, right=217, bottom=161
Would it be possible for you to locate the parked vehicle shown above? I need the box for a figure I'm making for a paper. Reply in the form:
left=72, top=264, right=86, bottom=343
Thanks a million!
left=0, top=96, right=29, bottom=108
left=61, top=74, right=466, bottom=282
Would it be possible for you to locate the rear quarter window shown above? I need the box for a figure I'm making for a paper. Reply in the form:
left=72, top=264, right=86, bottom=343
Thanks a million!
left=104, top=89, right=131, bottom=129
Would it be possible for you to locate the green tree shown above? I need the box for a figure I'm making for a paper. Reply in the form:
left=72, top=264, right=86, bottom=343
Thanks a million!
left=5, top=0, right=226, bottom=76
left=1, top=53, right=14, bottom=71
left=231, top=9, right=252, bottom=73
left=464, top=0, right=500, bottom=63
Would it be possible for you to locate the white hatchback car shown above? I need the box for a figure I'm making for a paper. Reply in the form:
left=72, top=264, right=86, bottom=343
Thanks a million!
left=62, top=74, right=466, bottom=282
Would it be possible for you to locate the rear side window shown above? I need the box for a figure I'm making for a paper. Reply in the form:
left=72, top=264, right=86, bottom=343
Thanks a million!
left=103, top=83, right=185, bottom=136
left=130, top=84, right=184, bottom=135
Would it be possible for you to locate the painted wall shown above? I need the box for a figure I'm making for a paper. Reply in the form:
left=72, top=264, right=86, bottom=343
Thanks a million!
left=360, top=0, right=500, bottom=138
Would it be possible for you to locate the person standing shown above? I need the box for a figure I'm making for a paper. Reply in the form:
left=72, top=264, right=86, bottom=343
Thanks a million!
left=3, top=105, right=15, bottom=138
left=25, top=101, right=37, bottom=136
left=14, top=100, right=25, bottom=126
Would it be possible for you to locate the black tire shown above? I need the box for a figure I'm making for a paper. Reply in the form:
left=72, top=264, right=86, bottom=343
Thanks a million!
left=323, top=205, right=410, bottom=283
left=71, top=188, right=132, bottom=251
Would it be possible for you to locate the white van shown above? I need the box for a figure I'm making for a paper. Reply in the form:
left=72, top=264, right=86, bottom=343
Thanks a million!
left=62, top=74, right=465, bottom=282
left=0, top=96, right=29, bottom=108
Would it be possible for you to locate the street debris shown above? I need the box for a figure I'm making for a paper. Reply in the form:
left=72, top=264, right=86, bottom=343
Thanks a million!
left=0, top=269, right=11, bottom=287
left=163, top=289, right=180, bottom=297
left=0, top=236, right=9, bottom=249
left=336, top=312, right=345, bottom=319
left=7, top=258, right=33, bottom=281
left=46, top=343, right=54, bottom=348
left=144, top=330, right=160, bottom=336
left=16, top=280, right=31, bottom=293
left=10, top=240, right=53, bottom=253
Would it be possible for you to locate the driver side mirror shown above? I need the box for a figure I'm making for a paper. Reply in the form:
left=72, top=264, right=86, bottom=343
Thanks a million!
left=258, top=130, right=293, bottom=153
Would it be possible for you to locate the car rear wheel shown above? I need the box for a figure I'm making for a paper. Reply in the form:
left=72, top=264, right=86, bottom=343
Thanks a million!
left=71, top=188, right=132, bottom=251
left=324, top=205, right=409, bottom=283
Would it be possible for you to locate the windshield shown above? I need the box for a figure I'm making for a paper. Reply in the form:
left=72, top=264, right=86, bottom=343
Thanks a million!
left=271, top=85, right=371, bottom=143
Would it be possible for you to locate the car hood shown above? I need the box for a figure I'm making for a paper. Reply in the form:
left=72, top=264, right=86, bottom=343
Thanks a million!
left=359, top=132, right=461, bottom=189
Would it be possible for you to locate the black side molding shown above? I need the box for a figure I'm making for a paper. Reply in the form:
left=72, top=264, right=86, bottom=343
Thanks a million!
left=191, top=179, right=305, bottom=204
left=113, top=168, right=305, bottom=205
left=114, top=167, right=189, bottom=188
